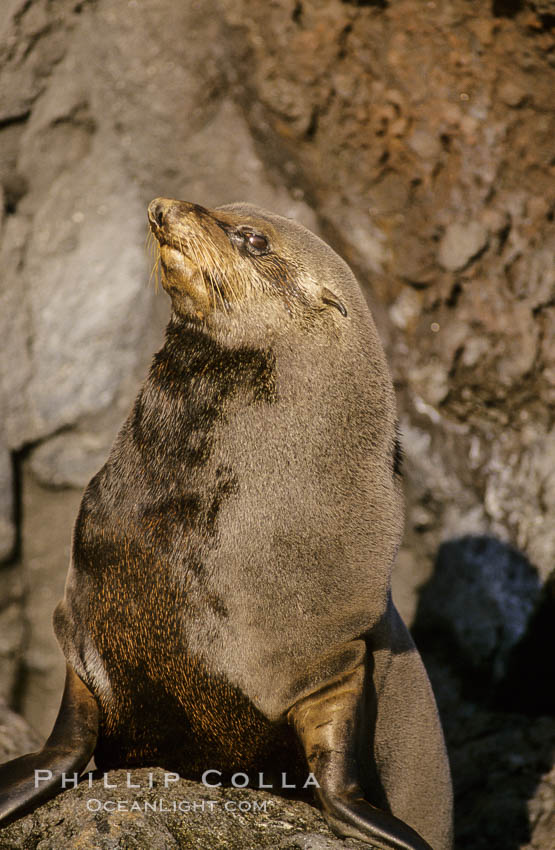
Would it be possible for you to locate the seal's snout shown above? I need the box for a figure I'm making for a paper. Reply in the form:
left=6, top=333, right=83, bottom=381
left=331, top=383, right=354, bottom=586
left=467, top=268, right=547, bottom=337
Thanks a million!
left=148, top=197, right=172, bottom=232
left=148, top=198, right=210, bottom=243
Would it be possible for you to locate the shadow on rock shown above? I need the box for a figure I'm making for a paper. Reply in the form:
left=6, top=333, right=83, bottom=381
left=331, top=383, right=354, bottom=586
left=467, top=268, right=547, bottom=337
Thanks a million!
left=412, top=535, right=555, bottom=850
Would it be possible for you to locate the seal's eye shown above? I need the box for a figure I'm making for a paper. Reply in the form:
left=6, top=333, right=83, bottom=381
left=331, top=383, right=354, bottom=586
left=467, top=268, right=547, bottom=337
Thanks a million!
left=248, top=233, right=267, bottom=251
left=242, top=230, right=269, bottom=255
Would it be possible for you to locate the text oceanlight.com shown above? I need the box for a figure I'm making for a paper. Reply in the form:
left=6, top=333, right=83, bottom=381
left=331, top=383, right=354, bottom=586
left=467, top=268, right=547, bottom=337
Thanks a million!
left=85, top=798, right=271, bottom=813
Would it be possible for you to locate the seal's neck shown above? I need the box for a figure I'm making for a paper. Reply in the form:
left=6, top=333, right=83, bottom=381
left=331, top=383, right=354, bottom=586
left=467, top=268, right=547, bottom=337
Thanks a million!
left=127, top=315, right=277, bottom=471
left=157, top=315, right=276, bottom=406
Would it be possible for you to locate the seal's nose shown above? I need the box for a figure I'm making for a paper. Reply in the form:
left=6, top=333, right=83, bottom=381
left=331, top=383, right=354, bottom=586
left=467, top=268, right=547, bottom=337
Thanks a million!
left=148, top=197, right=174, bottom=230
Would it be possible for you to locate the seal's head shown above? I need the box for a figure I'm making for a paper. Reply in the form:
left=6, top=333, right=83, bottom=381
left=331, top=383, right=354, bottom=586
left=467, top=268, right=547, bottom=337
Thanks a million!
left=146, top=197, right=400, bottom=485
left=148, top=198, right=366, bottom=346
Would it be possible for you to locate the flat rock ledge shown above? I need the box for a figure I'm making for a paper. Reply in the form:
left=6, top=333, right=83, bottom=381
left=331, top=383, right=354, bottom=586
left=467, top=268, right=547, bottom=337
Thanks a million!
left=0, top=767, right=370, bottom=850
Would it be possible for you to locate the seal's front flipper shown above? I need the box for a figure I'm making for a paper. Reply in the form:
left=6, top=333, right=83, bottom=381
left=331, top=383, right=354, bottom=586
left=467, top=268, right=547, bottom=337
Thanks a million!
left=288, top=643, right=433, bottom=850
left=0, top=664, right=98, bottom=825
left=368, top=605, right=453, bottom=850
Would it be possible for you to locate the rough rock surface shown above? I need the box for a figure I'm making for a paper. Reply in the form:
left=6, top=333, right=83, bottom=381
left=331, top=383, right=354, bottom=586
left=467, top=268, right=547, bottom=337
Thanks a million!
left=0, top=0, right=553, bottom=848
left=0, top=700, right=40, bottom=764
left=0, top=766, right=368, bottom=850
left=0, top=449, right=15, bottom=564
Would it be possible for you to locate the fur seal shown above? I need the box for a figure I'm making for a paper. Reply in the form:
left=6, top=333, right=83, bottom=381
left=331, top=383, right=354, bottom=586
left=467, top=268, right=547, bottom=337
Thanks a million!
left=0, top=199, right=453, bottom=849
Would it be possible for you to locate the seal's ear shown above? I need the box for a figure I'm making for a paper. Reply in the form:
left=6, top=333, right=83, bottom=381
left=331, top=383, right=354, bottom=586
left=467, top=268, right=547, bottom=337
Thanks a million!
left=321, top=287, right=347, bottom=317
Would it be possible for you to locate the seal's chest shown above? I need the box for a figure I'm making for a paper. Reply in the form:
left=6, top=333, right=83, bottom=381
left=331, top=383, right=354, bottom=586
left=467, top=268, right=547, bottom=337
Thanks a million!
left=93, top=650, right=303, bottom=781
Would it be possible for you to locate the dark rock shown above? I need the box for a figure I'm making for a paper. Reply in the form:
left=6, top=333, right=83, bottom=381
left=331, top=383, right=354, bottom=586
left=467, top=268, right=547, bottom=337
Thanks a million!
left=414, top=536, right=541, bottom=682
left=496, top=569, right=555, bottom=715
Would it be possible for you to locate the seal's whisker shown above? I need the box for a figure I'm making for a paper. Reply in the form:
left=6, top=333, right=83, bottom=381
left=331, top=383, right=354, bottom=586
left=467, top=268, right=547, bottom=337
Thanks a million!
left=146, top=230, right=157, bottom=264
left=146, top=232, right=162, bottom=293
left=187, top=235, right=216, bottom=312
left=208, top=270, right=223, bottom=312
left=212, top=270, right=220, bottom=313
left=200, top=240, right=224, bottom=312
left=148, top=251, right=161, bottom=292
left=188, top=238, right=207, bottom=301
left=204, top=266, right=217, bottom=313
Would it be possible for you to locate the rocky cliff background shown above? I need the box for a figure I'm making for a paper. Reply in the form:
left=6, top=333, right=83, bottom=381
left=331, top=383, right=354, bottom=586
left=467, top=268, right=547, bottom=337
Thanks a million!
left=0, top=1, right=553, bottom=848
